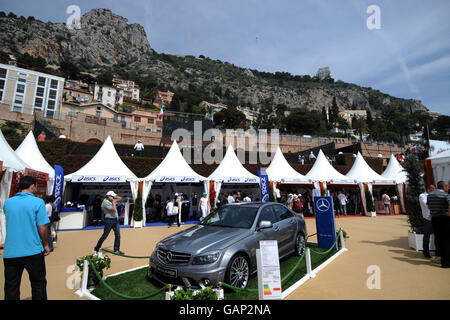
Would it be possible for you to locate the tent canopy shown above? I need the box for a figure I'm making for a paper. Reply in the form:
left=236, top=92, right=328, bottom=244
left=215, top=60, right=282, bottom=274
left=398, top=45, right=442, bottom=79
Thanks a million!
left=266, top=147, right=311, bottom=184
left=15, top=131, right=54, bottom=177
left=208, top=144, right=259, bottom=184
left=305, top=149, right=355, bottom=184
left=381, top=154, right=407, bottom=184
left=347, top=152, right=395, bottom=185
left=65, top=136, right=137, bottom=182
left=428, top=149, right=450, bottom=184
left=0, top=129, right=29, bottom=173
left=143, top=140, right=206, bottom=183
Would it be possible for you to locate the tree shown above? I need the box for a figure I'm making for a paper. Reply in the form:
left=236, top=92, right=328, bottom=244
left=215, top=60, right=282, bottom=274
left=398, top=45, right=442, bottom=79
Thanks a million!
left=213, top=107, right=246, bottom=129
left=403, top=154, right=425, bottom=233
left=17, top=53, right=47, bottom=69
left=96, top=70, right=114, bottom=86
left=329, top=97, right=340, bottom=124
left=133, top=188, right=143, bottom=222
left=60, top=59, right=80, bottom=80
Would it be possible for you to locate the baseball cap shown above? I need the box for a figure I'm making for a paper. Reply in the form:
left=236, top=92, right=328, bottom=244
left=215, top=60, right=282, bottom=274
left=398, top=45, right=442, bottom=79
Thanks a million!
left=106, top=191, right=117, bottom=197
left=174, top=193, right=179, bottom=196
left=203, top=192, right=207, bottom=195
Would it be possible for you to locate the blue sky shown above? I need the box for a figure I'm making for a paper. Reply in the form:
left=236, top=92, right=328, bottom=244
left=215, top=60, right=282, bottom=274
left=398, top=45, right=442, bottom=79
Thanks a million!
left=2, top=0, right=450, bottom=115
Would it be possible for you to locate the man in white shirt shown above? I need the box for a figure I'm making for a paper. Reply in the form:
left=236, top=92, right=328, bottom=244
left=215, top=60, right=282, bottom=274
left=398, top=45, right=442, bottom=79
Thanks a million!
left=419, top=184, right=436, bottom=258
left=134, top=140, right=144, bottom=157
left=309, top=151, right=316, bottom=163
left=275, top=188, right=281, bottom=203
left=337, top=191, right=348, bottom=215
left=227, top=193, right=235, bottom=204
left=382, top=193, right=391, bottom=214
left=198, top=193, right=210, bottom=219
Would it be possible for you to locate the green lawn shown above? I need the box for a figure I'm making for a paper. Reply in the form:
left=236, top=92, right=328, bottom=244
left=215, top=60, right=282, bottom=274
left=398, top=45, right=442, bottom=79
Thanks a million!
left=91, top=243, right=338, bottom=300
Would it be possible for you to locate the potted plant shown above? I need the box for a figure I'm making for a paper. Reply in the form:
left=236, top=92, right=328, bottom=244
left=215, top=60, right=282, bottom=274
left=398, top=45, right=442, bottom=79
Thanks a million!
left=403, top=154, right=435, bottom=251
left=133, top=187, right=143, bottom=228
left=365, top=189, right=376, bottom=217
left=76, top=254, right=111, bottom=288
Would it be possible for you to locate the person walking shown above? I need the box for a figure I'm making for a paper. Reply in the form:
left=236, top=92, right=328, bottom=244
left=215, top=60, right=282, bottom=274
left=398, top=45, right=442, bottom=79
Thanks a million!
left=133, top=140, right=144, bottom=157
left=44, top=196, right=54, bottom=252
left=198, top=192, right=210, bottom=220
left=167, top=193, right=181, bottom=227
left=309, top=151, right=316, bottom=163
left=419, top=184, right=436, bottom=258
left=286, top=194, right=293, bottom=210
left=2, top=176, right=50, bottom=300
left=382, top=192, right=391, bottom=214
left=93, top=191, right=124, bottom=256
left=338, top=191, right=348, bottom=216
left=427, top=181, right=450, bottom=268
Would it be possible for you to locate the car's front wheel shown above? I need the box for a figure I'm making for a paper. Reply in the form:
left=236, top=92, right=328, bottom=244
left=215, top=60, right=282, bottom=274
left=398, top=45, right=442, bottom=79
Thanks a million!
left=225, top=253, right=250, bottom=289
left=295, top=232, right=306, bottom=256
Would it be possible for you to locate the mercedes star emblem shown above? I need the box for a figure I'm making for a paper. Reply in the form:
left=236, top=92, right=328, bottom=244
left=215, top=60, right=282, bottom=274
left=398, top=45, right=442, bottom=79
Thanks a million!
left=317, top=198, right=330, bottom=212
left=165, top=252, right=172, bottom=263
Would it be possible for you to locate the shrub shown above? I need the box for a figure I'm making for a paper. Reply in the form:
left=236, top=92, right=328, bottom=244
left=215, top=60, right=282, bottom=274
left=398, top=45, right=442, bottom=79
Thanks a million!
left=133, top=187, right=143, bottom=221
left=403, top=154, right=424, bottom=233
left=365, top=189, right=375, bottom=212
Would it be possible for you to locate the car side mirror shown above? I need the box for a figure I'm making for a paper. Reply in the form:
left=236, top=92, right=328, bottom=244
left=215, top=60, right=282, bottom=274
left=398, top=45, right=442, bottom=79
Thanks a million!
left=258, top=220, right=273, bottom=231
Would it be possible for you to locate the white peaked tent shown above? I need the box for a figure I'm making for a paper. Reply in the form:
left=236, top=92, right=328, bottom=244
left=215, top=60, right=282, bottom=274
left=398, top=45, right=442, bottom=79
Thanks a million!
left=382, top=154, right=408, bottom=184
left=65, top=136, right=137, bottom=183
left=428, top=149, right=450, bottom=184
left=305, top=149, right=355, bottom=193
left=0, top=129, right=30, bottom=245
left=208, top=144, right=260, bottom=205
left=381, top=154, right=408, bottom=213
left=266, top=147, right=311, bottom=184
left=15, top=131, right=55, bottom=195
left=141, top=140, right=208, bottom=224
left=347, top=152, right=395, bottom=185
left=345, top=152, right=395, bottom=215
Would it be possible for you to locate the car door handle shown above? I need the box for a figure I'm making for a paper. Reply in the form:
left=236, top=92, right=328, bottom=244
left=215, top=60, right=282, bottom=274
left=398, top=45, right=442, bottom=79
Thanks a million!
left=274, top=226, right=280, bottom=231
left=290, top=220, right=296, bottom=224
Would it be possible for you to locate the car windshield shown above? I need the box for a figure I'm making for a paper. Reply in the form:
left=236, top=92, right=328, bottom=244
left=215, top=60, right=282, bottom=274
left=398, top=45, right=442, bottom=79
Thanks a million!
left=200, top=205, right=259, bottom=229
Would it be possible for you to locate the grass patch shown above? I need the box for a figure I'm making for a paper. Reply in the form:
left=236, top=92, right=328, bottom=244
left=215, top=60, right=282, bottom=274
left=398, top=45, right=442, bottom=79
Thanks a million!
left=91, top=243, right=338, bottom=300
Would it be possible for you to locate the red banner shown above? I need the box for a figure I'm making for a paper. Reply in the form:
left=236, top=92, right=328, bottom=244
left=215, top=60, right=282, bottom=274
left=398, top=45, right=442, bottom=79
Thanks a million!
left=0, top=160, right=3, bottom=172
left=24, top=168, right=49, bottom=182
left=9, top=172, right=24, bottom=198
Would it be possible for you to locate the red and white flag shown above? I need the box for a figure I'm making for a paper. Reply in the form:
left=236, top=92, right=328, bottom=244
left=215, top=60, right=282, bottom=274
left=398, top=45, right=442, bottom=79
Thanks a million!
left=158, top=103, right=164, bottom=120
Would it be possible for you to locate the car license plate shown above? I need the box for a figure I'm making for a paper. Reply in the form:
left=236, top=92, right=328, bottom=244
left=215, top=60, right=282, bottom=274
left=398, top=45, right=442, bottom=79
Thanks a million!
left=156, top=266, right=177, bottom=278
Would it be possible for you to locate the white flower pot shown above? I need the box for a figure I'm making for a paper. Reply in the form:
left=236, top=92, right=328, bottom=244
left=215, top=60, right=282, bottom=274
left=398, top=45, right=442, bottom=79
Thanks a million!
left=133, top=220, right=143, bottom=229
left=366, top=211, right=376, bottom=217
left=408, top=230, right=436, bottom=251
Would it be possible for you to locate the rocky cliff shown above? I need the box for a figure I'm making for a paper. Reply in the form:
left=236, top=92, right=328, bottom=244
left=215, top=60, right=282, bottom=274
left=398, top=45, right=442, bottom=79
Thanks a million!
left=0, top=8, right=429, bottom=115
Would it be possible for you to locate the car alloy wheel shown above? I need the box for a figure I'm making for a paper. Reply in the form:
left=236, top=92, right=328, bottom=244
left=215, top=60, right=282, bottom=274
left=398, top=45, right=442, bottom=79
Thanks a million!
left=226, top=254, right=249, bottom=289
left=295, top=233, right=306, bottom=256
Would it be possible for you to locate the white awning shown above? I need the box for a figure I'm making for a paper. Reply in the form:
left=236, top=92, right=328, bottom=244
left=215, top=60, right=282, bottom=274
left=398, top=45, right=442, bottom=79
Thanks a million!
left=65, top=136, right=137, bottom=182
left=0, top=129, right=29, bottom=173
left=305, top=149, right=356, bottom=184
left=347, top=152, right=395, bottom=185
left=266, top=147, right=311, bottom=184
left=15, top=131, right=54, bottom=178
left=143, top=140, right=206, bottom=183
left=381, top=154, right=408, bottom=184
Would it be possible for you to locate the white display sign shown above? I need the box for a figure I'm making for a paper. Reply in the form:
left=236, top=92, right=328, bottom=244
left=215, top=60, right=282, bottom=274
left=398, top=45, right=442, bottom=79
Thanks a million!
left=156, top=176, right=200, bottom=183
left=72, top=175, right=127, bottom=183
left=429, top=139, right=450, bottom=156
left=257, top=240, right=282, bottom=300
left=224, top=177, right=259, bottom=184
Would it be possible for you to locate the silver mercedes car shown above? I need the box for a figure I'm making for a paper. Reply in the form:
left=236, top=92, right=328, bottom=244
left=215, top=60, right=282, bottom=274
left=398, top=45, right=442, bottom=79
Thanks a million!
left=148, top=202, right=307, bottom=289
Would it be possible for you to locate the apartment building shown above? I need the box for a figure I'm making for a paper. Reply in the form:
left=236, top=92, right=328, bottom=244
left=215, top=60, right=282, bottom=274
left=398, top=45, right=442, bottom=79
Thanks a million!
left=112, top=78, right=140, bottom=102
left=0, top=63, right=65, bottom=119
left=93, top=83, right=123, bottom=108
left=154, top=90, right=174, bottom=107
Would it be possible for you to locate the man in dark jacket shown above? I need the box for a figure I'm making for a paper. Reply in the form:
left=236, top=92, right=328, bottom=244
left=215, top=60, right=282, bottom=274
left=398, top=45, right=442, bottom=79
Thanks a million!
left=427, top=181, right=450, bottom=268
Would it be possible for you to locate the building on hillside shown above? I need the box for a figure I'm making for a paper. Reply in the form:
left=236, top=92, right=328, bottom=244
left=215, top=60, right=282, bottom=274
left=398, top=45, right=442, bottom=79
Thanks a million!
left=339, top=109, right=367, bottom=125
left=316, top=66, right=331, bottom=80
left=93, top=83, right=123, bottom=108
left=61, top=101, right=162, bottom=133
left=154, top=90, right=174, bottom=107
left=112, top=78, right=140, bottom=102
left=65, top=79, right=90, bottom=91
left=0, top=63, right=65, bottom=119
left=63, top=86, right=94, bottom=105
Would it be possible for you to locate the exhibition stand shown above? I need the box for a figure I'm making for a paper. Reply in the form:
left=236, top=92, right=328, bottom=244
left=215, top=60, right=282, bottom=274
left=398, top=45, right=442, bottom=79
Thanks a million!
left=64, top=136, right=137, bottom=228
left=140, top=140, right=208, bottom=224
left=208, top=144, right=261, bottom=206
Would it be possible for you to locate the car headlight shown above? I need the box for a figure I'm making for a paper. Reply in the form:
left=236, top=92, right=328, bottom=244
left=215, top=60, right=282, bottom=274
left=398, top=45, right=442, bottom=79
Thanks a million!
left=192, top=251, right=221, bottom=265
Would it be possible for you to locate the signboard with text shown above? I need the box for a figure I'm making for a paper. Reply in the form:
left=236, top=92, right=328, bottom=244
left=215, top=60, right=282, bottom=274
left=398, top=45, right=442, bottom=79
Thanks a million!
left=257, top=240, right=282, bottom=300
left=313, top=196, right=337, bottom=250
left=24, top=168, right=49, bottom=181
left=71, top=175, right=127, bottom=183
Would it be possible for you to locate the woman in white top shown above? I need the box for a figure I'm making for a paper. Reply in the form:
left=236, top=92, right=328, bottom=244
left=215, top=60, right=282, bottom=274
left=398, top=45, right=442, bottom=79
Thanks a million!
left=167, top=193, right=181, bottom=227
left=198, top=193, right=210, bottom=219
left=44, top=196, right=54, bottom=252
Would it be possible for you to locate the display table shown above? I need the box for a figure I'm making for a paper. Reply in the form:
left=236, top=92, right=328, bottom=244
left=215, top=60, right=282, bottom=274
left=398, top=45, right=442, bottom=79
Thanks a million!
left=58, top=207, right=87, bottom=230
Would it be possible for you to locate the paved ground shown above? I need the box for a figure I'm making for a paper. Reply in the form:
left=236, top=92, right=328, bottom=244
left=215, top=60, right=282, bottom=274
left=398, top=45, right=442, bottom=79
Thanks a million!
left=0, top=215, right=449, bottom=300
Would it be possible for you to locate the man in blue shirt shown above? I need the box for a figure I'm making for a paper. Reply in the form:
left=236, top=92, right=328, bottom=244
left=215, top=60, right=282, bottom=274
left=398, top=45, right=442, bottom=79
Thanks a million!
left=3, top=176, right=50, bottom=300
